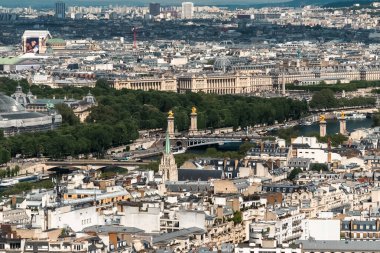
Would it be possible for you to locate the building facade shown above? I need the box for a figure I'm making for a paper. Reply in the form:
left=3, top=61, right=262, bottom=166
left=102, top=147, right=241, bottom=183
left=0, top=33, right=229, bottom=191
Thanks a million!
left=149, top=3, right=160, bottom=16
left=113, top=77, right=177, bottom=92
left=181, top=2, right=194, bottom=19
left=55, top=2, right=66, bottom=19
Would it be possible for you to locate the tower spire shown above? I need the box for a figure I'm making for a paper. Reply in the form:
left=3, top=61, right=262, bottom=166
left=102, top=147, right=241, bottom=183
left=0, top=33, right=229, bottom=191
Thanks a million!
left=165, top=131, right=171, bottom=154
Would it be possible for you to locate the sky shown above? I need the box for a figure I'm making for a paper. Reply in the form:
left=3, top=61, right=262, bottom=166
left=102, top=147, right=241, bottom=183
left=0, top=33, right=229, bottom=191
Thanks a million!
left=1, top=0, right=290, bottom=8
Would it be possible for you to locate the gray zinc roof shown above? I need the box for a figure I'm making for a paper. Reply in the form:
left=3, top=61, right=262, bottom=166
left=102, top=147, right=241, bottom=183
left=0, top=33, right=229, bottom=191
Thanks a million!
left=299, top=240, right=380, bottom=251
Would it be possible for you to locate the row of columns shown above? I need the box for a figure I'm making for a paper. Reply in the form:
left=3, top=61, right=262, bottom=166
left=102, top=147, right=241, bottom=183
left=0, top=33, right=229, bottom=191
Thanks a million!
left=167, top=107, right=198, bottom=138
left=319, top=112, right=346, bottom=137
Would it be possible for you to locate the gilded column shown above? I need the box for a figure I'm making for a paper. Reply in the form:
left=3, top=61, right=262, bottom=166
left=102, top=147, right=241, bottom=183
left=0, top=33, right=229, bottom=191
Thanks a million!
left=167, top=110, right=175, bottom=138
left=189, top=106, right=197, bottom=135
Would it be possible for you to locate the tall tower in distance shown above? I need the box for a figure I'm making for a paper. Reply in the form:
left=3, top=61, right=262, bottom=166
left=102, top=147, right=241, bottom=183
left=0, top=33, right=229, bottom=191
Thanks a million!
left=149, top=3, right=161, bottom=16
left=55, top=1, right=66, bottom=19
left=159, top=132, right=178, bottom=182
left=181, top=2, right=194, bottom=19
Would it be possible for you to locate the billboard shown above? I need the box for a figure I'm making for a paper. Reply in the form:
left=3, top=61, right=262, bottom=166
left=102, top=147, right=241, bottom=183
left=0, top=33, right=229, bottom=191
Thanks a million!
left=22, top=30, right=51, bottom=54
left=25, top=38, right=40, bottom=54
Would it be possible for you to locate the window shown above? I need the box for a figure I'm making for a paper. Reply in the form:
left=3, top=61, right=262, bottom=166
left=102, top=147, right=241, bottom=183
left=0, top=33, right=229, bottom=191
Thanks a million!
left=10, top=243, right=21, bottom=249
left=74, top=245, right=82, bottom=250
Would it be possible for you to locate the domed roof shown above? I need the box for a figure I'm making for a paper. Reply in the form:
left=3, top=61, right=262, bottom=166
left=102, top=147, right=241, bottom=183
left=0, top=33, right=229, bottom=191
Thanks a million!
left=214, top=57, right=232, bottom=72
left=0, top=93, right=26, bottom=114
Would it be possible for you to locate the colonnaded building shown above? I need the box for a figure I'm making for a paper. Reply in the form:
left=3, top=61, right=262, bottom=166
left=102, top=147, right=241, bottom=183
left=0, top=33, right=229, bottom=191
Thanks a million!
left=111, top=64, right=380, bottom=94
left=0, top=93, right=62, bottom=136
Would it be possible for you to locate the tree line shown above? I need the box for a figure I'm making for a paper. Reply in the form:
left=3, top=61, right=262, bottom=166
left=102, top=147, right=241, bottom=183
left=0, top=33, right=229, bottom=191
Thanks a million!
left=0, top=78, right=308, bottom=159
left=309, top=89, right=376, bottom=109
left=287, top=80, right=380, bottom=92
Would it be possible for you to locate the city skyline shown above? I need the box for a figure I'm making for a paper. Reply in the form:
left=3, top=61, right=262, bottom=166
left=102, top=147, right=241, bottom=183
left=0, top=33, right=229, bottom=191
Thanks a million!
left=1, top=0, right=290, bottom=8
left=1, top=0, right=380, bottom=252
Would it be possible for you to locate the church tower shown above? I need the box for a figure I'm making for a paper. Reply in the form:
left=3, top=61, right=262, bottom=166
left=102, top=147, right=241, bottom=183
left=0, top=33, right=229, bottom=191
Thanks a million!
left=159, top=132, right=178, bottom=182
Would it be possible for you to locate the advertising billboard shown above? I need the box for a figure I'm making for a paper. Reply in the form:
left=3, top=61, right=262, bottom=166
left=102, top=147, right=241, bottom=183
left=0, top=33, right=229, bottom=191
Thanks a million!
left=22, top=30, right=51, bottom=54
left=25, top=37, right=40, bottom=54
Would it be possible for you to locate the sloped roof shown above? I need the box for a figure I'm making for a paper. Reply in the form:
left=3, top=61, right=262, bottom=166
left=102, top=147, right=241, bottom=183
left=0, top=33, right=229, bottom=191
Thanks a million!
left=22, top=30, right=51, bottom=38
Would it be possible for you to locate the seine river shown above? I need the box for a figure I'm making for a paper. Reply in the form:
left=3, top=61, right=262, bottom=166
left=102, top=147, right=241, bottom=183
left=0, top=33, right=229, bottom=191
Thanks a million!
left=297, top=118, right=373, bottom=136
left=187, top=118, right=374, bottom=152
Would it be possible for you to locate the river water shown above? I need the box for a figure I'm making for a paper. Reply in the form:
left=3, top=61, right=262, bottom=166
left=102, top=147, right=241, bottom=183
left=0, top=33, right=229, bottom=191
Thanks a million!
left=297, top=118, right=373, bottom=136
left=187, top=118, right=374, bottom=153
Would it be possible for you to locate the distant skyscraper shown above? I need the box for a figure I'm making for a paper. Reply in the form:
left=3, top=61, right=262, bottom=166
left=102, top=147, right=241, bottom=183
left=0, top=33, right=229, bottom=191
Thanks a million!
left=149, top=3, right=161, bottom=16
left=55, top=1, right=66, bottom=19
left=181, top=2, right=194, bottom=19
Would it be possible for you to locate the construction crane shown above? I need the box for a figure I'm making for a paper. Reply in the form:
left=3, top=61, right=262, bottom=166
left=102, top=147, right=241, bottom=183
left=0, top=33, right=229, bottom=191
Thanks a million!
left=132, top=27, right=137, bottom=49
left=131, top=26, right=143, bottom=49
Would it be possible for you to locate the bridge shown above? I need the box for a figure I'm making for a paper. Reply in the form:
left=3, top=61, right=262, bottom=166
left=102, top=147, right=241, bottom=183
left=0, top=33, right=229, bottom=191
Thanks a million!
left=186, top=134, right=260, bottom=148
left=125, top=105, right=379, bottom=158
left=45, top=159, right=149, bottom=167
left=151, top=134, right=261, bottom=150
left=21, top=159, right=149, bottom=173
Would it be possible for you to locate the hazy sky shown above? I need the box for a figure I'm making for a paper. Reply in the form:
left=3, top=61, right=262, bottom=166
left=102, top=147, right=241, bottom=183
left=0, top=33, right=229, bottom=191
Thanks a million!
left=1, top=0, right=290, bottom=8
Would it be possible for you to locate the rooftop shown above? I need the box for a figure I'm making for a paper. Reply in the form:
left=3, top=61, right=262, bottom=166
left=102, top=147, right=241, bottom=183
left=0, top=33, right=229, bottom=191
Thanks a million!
left=0, top=57, right=24, bottom=65
left=299, top=240, right=380, bottom=251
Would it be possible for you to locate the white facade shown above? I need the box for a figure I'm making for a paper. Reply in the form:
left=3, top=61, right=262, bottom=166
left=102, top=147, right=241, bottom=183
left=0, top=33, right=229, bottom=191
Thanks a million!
left=47, top=205, right=98, bottom=232
left=120, top=206, right=160, bottom=233
left=171, top=57, right=188, bottom=66
left=182, top=2, right=194, bottom=19
left=30, top=73, right=53, bottom=85
left=292, top=136, right=327, bottom=149
left=275, top=212, right=305, bottom=244
left=177, top=210, right=206, bottom=230
left=297, top=148, right=342, bottom=163
left=300, top=219, right=340, bottom=241
left=234, top=246, right=301, bottom=253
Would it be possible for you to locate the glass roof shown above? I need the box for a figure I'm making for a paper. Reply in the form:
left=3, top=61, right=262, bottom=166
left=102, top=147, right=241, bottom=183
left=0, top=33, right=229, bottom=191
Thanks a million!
left=0, top=93, right=26, bottom=114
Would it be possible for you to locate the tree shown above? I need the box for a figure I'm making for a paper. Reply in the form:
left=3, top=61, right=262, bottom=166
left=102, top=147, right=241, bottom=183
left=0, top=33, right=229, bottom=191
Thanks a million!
left=55, top=103, right=79, bottom=126
left=318, top=134, right=348, bottom=147
left=232, top=211, right=242, bottom=224
left=288, top=168, right=303, bottom=180
left=0, top=170, right=6, bottom=179
left=0, top=148, right=10, bottom=165
left=239, top=142, right=254, bottom=155
left=14, top=165, right=20, bottom=176
left=310, top=163, right=328, bottom=172
left=94, top=79, right=111, bottom=91
left=6, top=167, right=11, bottom=178
left=0, top=77, right=312, bottom=159
left=140, top=161, right=159, bottom=173
left=373, top=110, right=380, bottom=127
left=309, top=89, right=337, bottom=109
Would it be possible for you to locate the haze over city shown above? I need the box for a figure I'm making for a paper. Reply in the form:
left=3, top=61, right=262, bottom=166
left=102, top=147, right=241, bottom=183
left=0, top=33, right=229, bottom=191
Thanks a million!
left=1, top=0, right=289, bottom=8
left=1, top=0, right=380, bottom=252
